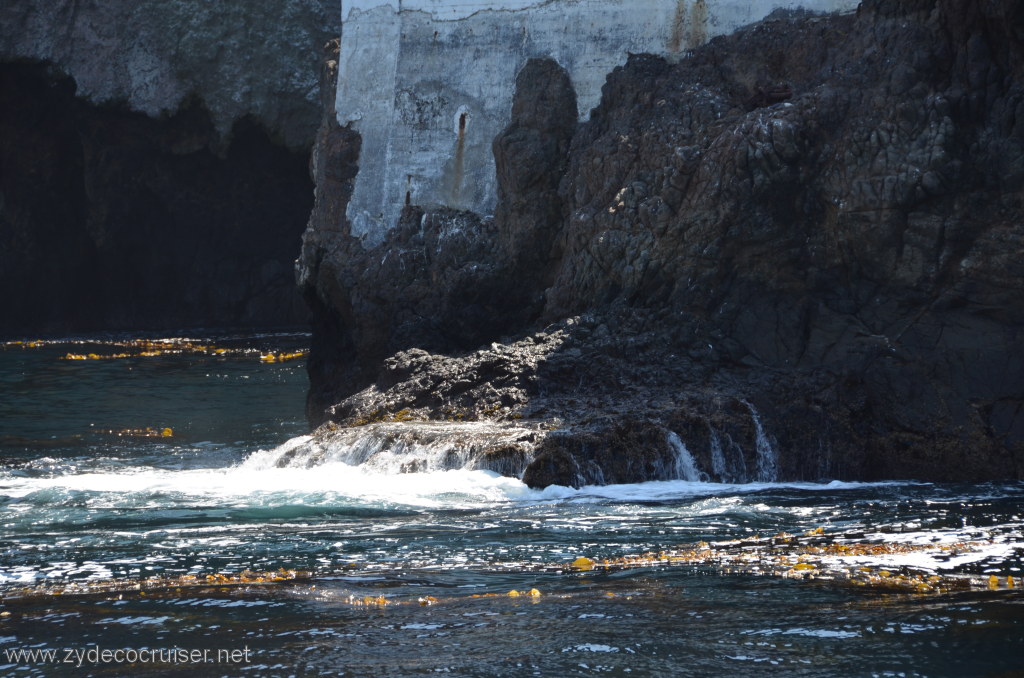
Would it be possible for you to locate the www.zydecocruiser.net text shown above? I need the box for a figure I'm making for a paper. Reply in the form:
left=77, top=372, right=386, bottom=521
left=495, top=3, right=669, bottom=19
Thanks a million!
left=3, top=645, right=252, bottom=668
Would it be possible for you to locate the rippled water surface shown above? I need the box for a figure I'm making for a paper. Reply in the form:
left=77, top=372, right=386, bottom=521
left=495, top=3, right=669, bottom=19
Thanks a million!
left=1, top=335, right=1022, bottom=676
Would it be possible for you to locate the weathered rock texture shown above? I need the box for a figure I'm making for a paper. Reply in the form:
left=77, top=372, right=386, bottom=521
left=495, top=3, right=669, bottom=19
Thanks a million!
left=300, top=0, right=1024, bottom=486
left=0, top=0, right=336, bottom=150
left=336, top=0, right=858, bottom=243
left=0, top=1, right=337, bottom=335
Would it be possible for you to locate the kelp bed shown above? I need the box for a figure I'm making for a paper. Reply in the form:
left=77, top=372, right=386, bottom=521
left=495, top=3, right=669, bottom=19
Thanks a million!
left=2, top=529, right=1017, bottom=608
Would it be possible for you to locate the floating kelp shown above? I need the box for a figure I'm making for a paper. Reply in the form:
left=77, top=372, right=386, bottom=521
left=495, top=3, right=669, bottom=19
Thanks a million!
left=94, top=427, right=174, bottom=438
left=555, top=531, right=1019, bottom=594
left=2, top=530, right=1017, bottom=606
left=2, top=337, right=308, bottom=362
left=505, top=588, right=542, bottom=598
left=59, top=338, right=255, bottom=361
left=259, top=350, right=309, bottom=363
left=3, top=569, right=309, bottom=601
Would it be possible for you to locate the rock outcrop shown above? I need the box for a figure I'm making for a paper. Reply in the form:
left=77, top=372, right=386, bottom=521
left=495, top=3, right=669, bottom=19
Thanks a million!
left=0, top=0, right=337, bottom=335
left=301, top=0, right=1024, bottom=486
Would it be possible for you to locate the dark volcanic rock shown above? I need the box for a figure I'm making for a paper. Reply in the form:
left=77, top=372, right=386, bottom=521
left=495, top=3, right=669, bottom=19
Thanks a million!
left=492, top=58, right=578, bottom=319
left=299, top=55, right=575, bottom=422
left=0, top=61, right=312, bottom=335
left=301, top=0, right=1024, bottom=486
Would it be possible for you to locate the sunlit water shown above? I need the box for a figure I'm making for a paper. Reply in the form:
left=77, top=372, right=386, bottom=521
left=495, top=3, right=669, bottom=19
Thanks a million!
left=1, top=335, right=1022, bottom=676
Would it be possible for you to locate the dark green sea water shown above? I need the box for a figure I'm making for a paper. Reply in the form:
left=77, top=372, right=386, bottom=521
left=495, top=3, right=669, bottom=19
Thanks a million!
left=1, top=335, right=1021, bottom=677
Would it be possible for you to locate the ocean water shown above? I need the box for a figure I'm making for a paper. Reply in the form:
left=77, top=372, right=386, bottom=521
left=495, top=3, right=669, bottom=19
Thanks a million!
left=1, top=335, right=1022, bottom=677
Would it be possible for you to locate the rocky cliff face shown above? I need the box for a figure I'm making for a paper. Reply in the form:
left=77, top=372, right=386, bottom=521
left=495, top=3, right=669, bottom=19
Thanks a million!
left=0, top=0, right=335, bottom=150
left=0, top=0, right=337, bottom=335
left=300, top=0, right=1024, bottom=486
left=335, top=0, right=858, bottom=244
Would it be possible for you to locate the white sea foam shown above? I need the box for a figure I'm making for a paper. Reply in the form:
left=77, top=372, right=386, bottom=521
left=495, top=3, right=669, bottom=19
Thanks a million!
left=0, top=463, right=534, bottom=510
left=531, top=478, right=921, bottom=504
left=0, top=565, right=41, bottom=585
left=563, top=644, right=620, bottom=653
left=820, top=529, right=1023, bottom=573
left=0, top=427, right=929, bottom=514
left=745, top=627, right=860, bottom=639
left=0, top=433, right=1020, bottom=589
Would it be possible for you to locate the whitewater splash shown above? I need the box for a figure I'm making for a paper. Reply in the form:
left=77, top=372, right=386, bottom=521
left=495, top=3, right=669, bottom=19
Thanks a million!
left=0, top=436, right=918, bottom=521
left=0, top=458, right=534, bottom=512
left=3, top=423, right=1018, bottom=590
left=0, top=411, right=831, bottom=525
left=244, top=410, right=782, bottom=489
left=244, top=421, right=543, bottom=477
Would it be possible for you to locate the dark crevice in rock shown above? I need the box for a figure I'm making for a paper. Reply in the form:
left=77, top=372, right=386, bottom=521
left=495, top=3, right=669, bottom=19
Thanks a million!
left=0, top=59, right=311, bottom=336
left=298, top=52, right=574, bottom=424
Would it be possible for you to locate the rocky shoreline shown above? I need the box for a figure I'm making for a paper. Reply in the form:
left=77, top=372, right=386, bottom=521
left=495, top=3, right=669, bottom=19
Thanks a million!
left=298, top=0, right=1024, bottom=487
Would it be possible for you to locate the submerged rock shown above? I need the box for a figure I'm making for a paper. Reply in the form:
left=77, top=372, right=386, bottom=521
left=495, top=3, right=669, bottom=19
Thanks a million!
left=300, top=0, right=1024, bottom=486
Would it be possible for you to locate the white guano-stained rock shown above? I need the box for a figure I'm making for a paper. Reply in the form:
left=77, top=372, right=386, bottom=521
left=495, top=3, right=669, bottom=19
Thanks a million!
left=338, top=0, right=859, bottom=244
